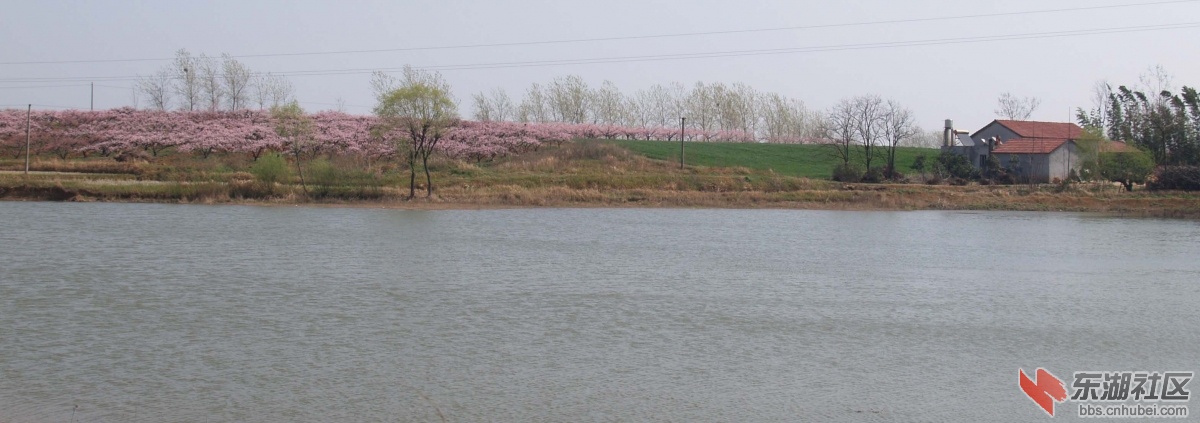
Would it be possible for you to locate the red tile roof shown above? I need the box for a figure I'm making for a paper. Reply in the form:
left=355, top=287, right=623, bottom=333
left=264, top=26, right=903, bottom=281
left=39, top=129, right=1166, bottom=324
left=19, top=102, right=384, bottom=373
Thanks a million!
left=993, top=120, right=1083, bottom=140
left=992, top=138, right=1070, bottom=154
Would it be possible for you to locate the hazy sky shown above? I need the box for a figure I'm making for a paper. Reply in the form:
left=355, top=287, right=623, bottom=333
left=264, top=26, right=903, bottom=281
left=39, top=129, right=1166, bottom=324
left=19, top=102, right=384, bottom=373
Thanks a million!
left=3, top=0, right=1199, bottom=133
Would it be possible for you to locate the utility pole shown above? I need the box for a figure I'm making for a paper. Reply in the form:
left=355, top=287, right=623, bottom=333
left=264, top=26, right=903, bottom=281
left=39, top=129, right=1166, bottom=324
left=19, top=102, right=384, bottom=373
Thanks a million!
left=25, top=104, right=32, bottom=175
left=680, top=116, right=686, bottom=170
left=90, top=82, right=94, bottom=111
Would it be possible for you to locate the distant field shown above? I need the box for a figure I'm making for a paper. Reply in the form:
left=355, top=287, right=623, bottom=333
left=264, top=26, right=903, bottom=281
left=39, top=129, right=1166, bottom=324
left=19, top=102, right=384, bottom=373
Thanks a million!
left=599, top=139, right=937, bottom=179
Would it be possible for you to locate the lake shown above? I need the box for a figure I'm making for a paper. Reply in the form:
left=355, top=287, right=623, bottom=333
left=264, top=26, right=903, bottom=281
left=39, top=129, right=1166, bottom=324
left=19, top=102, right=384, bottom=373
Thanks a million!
left=1, top=202, right=1197, bottom=422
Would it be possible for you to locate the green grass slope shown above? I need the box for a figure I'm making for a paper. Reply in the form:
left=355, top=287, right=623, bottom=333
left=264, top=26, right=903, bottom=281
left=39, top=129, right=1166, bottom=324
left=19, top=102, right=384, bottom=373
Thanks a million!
left=599, top=139, right=937, bottom=179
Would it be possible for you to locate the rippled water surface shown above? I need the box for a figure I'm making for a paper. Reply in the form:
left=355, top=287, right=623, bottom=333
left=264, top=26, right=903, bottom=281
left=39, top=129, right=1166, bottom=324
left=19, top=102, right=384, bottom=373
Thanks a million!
left=1, top=202, right=1198, bottom=422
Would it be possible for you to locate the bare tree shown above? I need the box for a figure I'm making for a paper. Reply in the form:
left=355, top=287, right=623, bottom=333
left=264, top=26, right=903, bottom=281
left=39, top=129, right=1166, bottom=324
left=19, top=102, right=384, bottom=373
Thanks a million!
left=1138, top=64, right=1174, bottom=95
left=137, top=68, right=174, bottom=111
left=909, top=129, right=945, bottom=149
left=548, top=75, right=590, bottom=123
left=821, top=99, right=857, bottom=166
left=472, top=89, right=515, bottom=122
left=628, top=90, right=655, bottom=135
left=471, top=92, right=496, bottom=122
left=141, top=49, right=299, bottom=112
left=222, top=54, right=252, bottom=110
left=880, top=99, right=918, bottom=178
left=586, top=81, right=627, bottom=128
left=724, top=83, right=759, bottom=135
left=851, top=94, right=885, bottom=170
left=759, top=93, right=812, bottom=143
left=1078, top=80, right=1113, bottom=130
left=644, top=84, right=672, bottom=128
left=173, top=49, right=201, bottom=111
left=490, top=89, right=515, bottom=122
left=197, top=53, right=223, bottom=111
left=518, top=83, right=549, bottom=123
left=995, top=92, right=1041, bottom=120
left=686, top=82, right=719, bottom=139
left=255, top=73, right=294, bottom=109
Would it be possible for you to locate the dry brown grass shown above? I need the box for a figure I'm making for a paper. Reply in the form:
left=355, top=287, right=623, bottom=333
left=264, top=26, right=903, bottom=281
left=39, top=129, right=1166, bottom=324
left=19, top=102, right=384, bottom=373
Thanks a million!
left=3, top=143, right=1200, bottom=218
left=5, top=177, right=1199, bottom=218
left=0, top=158, right=144, bottom=175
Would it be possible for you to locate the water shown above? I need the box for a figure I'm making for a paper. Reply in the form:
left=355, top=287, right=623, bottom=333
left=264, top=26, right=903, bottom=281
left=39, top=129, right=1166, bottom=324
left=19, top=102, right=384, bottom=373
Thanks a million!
left=0, top=202, right=1197, bottom=422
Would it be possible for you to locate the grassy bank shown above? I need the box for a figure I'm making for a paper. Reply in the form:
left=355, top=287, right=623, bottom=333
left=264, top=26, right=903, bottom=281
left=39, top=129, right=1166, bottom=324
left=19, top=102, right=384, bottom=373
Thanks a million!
left=603, top=139, right=929, bottom=179
left=2, top=142, right=1199, bottom=218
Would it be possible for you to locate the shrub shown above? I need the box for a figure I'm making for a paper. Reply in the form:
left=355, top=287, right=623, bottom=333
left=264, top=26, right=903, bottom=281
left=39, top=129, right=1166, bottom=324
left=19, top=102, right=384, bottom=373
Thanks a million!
left=1099, top=151, right=1154, bottom=192
left=936, top=151, right=978, bottom=180
left=250, top=153, right=291, bottom=185
left=831, top=163, right=863, bottom=182
left=909, top=155, right=927, bottom=173
left=1053, top=177, right=1073, bottom=193
left=982, top=154, right=1003, bottom=179
left=990, top=171, right=1016, bottom=185
left=306, top=158, right=385, bottom=199
left=860, top=167, right=885, bottom=184
left=1148, top=166, right=1200, bottom=191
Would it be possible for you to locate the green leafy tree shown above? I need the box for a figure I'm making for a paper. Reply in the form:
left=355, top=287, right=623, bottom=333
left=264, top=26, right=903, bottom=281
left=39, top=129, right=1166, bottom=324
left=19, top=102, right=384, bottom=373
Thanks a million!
left=1106, top=80, right=1200, bottom=166
left=373, top=66, right=459, bottom=199
left=1100, top=149, right=1155, bottom=191
left=272, top=101, right=314, bottom=196
left=936, top=150, right=977, bottom=180
left=1074, top=127, right=1105, bottom=181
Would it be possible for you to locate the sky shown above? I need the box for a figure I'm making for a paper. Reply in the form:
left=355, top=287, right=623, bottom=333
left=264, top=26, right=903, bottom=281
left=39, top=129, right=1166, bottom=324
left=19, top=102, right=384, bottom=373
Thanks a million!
left=2, top=0, right=1199, bottom=134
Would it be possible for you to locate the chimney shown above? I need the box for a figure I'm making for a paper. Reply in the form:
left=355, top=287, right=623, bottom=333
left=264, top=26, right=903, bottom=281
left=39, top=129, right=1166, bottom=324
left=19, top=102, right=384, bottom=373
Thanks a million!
left=943, top=119, right=954, bottom=148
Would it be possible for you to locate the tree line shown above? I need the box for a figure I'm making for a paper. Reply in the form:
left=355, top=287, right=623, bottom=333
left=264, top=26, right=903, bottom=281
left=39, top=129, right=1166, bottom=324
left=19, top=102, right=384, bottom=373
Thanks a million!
left=820, top=95, right=918, bottom=181
left=471, top=76, right=822, bottom=144
left=137, top=49, right=296, bottom=112
left=1073, top=68, right=1200, bottom=190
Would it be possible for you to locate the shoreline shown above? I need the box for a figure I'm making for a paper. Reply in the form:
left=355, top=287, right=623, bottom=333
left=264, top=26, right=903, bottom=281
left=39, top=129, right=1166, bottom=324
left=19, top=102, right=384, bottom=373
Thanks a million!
left=4, top=181, right=1199, bottom=218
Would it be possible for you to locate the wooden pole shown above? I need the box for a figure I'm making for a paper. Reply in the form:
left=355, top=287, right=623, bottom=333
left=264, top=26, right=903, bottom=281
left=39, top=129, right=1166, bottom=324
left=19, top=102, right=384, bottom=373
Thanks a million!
left=25, top=104, right=31, bottom=175
left=680, top=117, right=686, bottom=170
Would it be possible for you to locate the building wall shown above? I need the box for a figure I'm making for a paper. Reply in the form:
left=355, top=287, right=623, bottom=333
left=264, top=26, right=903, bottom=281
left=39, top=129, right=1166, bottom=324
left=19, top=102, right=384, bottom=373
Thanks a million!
left=946, top=145, right=990, bottom=167
left=949, top=122, right=1084, bottom=179
left=971, top=123, right=1021, bottom=145
left=994, top=142, right=1081, bottom=183
left=947, top=122, right=1022, bottom=170
left=997, top=154, right=1037, bottom=182
left=1046, top=142, right=1080, bottom=181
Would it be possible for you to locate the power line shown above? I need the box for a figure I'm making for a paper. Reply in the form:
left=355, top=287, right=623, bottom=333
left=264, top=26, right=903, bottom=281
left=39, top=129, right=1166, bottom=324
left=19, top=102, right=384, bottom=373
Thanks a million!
left=0, top=21, right=1194, bottom=83
left=298, top=101, right=374, bottom=109
left=0, top=0, right=1196, bottom=66
left=402, top=22, right=1200, bottom=72
left=0, top=104, right=81, bottom=110
left=0, top=84, right=91, bottom=90
left=0, top=83, right=130, bottom=89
